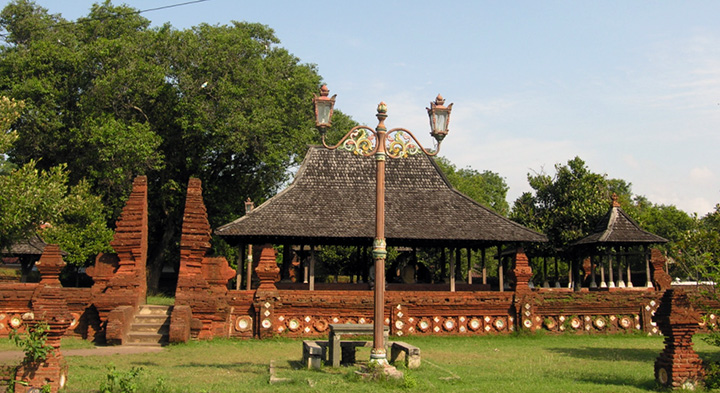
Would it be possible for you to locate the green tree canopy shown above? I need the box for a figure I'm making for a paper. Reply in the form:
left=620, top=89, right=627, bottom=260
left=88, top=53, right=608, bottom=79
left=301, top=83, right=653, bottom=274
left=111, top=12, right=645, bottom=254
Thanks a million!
left=434, top=156, right=510, bottom=215
left=0, top=0, right=325, bottom=290
left=510, top=156, right=632, bottom=256
left=0, top=97, right=111, bottom=273
left=672, top=204, right=720, bottom=281
left=631, top=196, right=695, bottom=244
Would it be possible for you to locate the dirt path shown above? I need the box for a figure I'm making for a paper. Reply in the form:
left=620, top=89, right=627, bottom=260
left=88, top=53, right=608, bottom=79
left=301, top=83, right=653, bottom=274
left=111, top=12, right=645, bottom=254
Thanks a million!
left=0, top=346, right=164, bottom=364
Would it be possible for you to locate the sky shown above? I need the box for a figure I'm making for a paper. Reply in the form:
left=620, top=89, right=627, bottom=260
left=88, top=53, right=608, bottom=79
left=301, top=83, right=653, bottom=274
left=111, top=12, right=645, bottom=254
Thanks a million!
left=24, top=0, right=720, bottom=216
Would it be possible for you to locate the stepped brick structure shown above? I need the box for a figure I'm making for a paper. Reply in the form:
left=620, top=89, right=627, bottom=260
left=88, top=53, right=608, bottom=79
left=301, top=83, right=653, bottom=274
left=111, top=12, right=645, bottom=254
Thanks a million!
left=170, top=178, right=234, bottom=341
left=87, top=176, right=149, bottom=344
left=253, top=245, right=281, bottom=339
left=511, top=250, right=539, bottom=332
left=654, top=289, right=705, bottom=389
left=15, top=245, right=71, bottom=393
left=650, top=249, right=673, bottom=291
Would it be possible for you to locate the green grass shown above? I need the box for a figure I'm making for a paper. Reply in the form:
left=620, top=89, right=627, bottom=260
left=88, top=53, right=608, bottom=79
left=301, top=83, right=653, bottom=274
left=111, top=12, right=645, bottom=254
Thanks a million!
left=146, top=293, right=175, bottom=306
left=0, top=336, right=95, bottom=351
left=3, top=333, right=720, bottom=392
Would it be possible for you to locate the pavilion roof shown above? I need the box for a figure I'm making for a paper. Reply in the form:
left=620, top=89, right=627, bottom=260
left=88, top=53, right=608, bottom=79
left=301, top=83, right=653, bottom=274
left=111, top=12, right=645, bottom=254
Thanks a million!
left=1, top=234, right=62, bottom=256
left=216, top=146, right=547, bottom=247
left=572, top=195, right=668, bottom=247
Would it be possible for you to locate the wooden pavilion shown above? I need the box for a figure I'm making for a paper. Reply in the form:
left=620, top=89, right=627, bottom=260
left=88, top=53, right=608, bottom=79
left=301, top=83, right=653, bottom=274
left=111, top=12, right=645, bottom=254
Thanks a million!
left=216, top=145, right=546, bottom=290
left=571, top=194, right=668, bottom=289
left=0, top=235, right=61, bottom=282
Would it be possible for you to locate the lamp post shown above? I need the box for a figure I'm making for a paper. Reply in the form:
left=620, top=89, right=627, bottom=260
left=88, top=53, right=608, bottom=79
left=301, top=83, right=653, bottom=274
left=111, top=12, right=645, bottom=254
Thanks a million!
left=313, top=85, right=452, bottom=365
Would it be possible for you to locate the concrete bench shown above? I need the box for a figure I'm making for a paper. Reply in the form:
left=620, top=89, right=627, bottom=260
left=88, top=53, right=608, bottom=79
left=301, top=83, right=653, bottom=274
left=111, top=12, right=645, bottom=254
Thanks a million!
left=328, top=324, right=389, bottom=367
left=390, top=341, right=421, bottom=369
left=302, top=340, right=327, bottom=369
left=302, top=339, right=374, bottom=369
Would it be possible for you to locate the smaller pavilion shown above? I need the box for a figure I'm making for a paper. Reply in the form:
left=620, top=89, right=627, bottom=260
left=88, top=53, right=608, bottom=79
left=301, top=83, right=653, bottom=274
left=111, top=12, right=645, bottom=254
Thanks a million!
left=572, top=194, right=668, bottom=290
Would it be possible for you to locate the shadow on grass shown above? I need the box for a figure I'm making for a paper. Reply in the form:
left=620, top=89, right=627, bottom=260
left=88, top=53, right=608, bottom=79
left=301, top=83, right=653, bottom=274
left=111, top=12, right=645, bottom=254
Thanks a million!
left=697, top=349, right=720, bottom=363
left=286, top=360, right=305, bottom=370
left=174, top=361, right=265, bottom=373
left=283, top=359, right=357, bottom=374
left=548, top=347, right=658, bottom=362
left=130, top=361, right=161, bottom=367
left=570, top=373, right=657, bottom=391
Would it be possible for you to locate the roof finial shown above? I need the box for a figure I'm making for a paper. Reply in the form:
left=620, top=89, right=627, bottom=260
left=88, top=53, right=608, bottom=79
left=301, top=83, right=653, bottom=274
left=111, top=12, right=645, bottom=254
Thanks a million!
left=611, top=193, right=620, bottom=207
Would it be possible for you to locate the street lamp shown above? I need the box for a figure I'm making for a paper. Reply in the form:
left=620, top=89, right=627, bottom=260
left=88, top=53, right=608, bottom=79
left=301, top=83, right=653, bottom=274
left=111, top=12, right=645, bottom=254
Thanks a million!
left=313, top=85, right=452, bottom=365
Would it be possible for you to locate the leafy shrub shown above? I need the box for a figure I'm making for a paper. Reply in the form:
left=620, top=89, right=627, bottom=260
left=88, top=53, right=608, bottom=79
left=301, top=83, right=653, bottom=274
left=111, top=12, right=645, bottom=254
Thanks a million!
left=704, top=360, right=720, bottom=389
left=9, top=321, right=52, bottom=363
left=99, top=364, right=144, bottom=393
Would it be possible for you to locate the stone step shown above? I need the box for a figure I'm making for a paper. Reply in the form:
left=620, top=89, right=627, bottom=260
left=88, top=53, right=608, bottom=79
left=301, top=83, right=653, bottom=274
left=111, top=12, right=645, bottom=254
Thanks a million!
left=125, top=332, right=167, bottom=346
left=124, top=305, right=173, bottom=346
left=137, top=305, right=173, bottom=316
left=130, top=322, right=170, bottom=334
left=133, top=315, right=171, bottom=325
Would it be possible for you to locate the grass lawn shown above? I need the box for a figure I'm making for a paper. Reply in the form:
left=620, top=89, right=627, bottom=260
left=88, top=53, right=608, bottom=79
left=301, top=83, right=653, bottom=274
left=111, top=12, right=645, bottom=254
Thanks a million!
left=4, top=333, right=720, bottom=392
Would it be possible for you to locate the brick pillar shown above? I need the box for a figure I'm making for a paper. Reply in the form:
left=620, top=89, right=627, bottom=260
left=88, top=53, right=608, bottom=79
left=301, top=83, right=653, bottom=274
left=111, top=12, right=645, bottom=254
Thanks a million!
left=173, top=178, right=234, bottom=341
left=254, top=245, right=279, bottom=339
left=650, top=249, right=672, bottom=291
left=511, top=248, right=533, bottom=295
left=512, top=248, right=537, bottom=332
left=653, top=289, right=704, bottom=389
left=16, top=244, right=72, bottom=393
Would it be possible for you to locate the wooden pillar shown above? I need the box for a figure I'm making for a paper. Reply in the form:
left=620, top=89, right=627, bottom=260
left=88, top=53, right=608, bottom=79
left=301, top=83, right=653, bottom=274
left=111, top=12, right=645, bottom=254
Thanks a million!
left=645, top=245, right=653, bottom=288
left=281, top=244, right=292, bottom=281
left=466, top=248, right=472, bottom=284
left=572, top=258, right=581, bottom=292
left=440, top=248, right=447, bottom=282
left=481, top=248, right=487, bottom=285
left=246, top=244, right=253, bottom=290
left=617, top=248, right=625, bottom=288
left=309, top=245, right=316, bottom=291
left=608, top=249, right=615, bottom=288
left=599, top=253, right=607, bottom=288
left=235, top=245, right=244, bottom=290
left=626, top=247, right=633, bottom=288
left=590, top=256, right=597, bottom=288
left=449, top=248, right=456, bottom=292
left=498, top=256, right=505, bottom=292
left=302, top=245, right=309, bottom=284
left=542, top=257, right=549, bottom=288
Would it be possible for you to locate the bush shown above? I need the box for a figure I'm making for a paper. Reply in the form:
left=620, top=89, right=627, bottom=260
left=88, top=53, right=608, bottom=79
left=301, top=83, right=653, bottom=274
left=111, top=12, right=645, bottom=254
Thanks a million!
left=9, top=321, right=52, bottom=363
left=705, top=360, right=720, bottom=389
left=99, top=365, right=144, bottom=393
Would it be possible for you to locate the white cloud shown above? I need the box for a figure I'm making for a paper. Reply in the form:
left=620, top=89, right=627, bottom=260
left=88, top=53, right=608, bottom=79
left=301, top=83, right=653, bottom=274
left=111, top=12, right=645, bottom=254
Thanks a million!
left=622, top=155, right=641, bottom=170
left=690, top=166, right=715, bottom=182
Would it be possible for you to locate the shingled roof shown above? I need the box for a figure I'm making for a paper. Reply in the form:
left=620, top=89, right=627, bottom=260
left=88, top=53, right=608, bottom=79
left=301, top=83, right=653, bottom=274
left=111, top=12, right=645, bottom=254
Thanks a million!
left=2, top=234, right=49, bottom=256
left=572, top=195, right=668, bottom=247
left=216, top=146, right=546, bottom=247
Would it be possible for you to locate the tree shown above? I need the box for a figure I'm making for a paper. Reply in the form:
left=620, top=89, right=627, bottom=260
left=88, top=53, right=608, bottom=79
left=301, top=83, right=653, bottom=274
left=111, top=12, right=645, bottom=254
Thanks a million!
left=632, top=197, right=695, bottom=244
left=41, top=180, right=114, bottom=269
left=1, top=1, right=325, bottom=291
left=0, top=95, right=23, bottom=172
left=434, top=156, right=510, bottom=215
left=0, top=95, right=112, bottom=279
left=510, top=157, right=632, bottom=257
left=673, top=205, right=720, bottom=281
